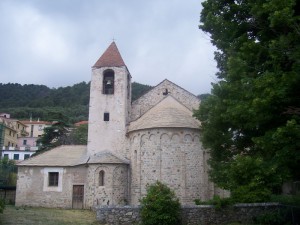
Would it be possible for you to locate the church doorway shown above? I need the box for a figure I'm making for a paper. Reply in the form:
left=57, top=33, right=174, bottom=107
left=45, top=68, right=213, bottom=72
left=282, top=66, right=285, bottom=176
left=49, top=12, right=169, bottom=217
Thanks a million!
left=72, top=185, right=84, bottom=209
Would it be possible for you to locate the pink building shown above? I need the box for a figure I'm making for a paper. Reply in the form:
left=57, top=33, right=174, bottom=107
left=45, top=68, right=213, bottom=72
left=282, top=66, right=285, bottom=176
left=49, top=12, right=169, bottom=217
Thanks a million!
left=18, top=119, right=51, bottom=148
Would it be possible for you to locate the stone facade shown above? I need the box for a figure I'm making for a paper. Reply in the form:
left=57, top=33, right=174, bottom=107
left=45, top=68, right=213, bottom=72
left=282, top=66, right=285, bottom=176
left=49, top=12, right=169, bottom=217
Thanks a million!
left=128, top=128, right=211, bottom=205
left=16, top=42, right=226, bottom=209
left=130, top=79, right=200, bottom=121
left=16, top=165, right=86, bottom=208
left=87, top=66, right=131, bottom=158
left=85, top=164, right=129, bottom=207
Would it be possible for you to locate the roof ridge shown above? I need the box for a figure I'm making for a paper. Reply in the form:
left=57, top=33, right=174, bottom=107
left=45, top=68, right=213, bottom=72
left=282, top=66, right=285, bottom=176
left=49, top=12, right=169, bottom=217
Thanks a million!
left=93, top=41, right=126, bottom=68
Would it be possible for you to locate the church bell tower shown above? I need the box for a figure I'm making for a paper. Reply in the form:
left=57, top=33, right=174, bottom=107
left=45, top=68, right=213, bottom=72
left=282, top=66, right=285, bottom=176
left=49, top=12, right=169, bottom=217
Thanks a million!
left=87, top=42, right=131, bottom=157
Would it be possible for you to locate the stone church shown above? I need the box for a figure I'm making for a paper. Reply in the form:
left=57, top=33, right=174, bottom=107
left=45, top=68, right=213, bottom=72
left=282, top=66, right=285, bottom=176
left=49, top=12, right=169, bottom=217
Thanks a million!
left=16, top=42, right=226, bottom=209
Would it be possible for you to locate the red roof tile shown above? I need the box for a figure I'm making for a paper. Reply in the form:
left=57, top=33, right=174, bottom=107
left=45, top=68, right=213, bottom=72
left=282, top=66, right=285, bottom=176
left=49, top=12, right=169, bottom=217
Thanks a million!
left=93, top=42, right=126, bottom=68
left=74, top=121, right=88, bottom=126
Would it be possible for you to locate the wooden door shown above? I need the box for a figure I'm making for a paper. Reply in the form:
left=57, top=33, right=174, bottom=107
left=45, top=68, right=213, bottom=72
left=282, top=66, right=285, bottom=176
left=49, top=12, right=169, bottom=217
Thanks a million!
left=72, top=185, right=84, bottom=209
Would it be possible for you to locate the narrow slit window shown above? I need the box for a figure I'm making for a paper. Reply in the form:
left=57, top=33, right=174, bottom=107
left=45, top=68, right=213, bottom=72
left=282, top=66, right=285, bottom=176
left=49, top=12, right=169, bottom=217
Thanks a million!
left=104, top=113, right=110, bottom=121
left=99, top=170, right=105, bottom=186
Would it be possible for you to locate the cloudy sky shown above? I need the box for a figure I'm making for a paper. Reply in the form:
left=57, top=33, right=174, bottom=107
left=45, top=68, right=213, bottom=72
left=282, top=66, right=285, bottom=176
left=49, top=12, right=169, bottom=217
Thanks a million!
left=0, top=0, right=217, bottom=95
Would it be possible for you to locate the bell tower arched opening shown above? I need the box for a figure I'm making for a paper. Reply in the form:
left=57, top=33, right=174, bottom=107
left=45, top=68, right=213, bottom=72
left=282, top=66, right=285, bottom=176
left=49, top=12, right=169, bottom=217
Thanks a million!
left=103, top=69, right=115, bottom=94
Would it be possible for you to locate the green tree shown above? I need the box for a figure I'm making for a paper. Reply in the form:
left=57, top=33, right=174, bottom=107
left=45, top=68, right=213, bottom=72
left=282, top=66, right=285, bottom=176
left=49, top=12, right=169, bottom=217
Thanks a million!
left=0, top=158, right=17, bottom=186
left=0, top=81, right=151, bottom=123
left=197, top=93, right=211, bottom=101
left=140, top=181, right=181, bottom=225
left=35, top=121, right=71, bottom=154
left=195, top=0, right=300, bottom=201
left=69, top=124, right=88, bottom=145
left=0, top=199, right=4, bottom=213
left=131, top=82, right=152, bottom=101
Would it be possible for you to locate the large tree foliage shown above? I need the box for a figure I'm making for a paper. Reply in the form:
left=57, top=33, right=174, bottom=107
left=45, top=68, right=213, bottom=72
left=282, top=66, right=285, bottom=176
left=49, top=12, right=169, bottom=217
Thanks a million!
left=195, top=0, right=300, bottom=201
left=68, top=124, right=88, bottom=145
left=0, top=81, right=152, bottom=123
left=0, top=158, right=17, bottom=186
left=131, top=82, right=152, bottom=101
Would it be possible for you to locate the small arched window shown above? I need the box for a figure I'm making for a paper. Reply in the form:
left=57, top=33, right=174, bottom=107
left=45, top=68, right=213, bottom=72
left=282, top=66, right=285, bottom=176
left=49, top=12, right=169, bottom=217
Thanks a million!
left=103, top=70, right=114, bottom=94
left=99, top=170, right=105, bottom=186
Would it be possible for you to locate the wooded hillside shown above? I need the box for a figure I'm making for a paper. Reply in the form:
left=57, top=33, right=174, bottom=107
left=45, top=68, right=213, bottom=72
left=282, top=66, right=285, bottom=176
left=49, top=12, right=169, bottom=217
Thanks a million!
left=0, top=82, right=152, bottom=123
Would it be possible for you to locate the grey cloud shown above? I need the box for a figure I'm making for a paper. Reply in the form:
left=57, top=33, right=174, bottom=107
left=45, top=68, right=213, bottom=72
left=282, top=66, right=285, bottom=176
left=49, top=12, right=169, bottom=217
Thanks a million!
left=0, top=0, right=216, bottom=94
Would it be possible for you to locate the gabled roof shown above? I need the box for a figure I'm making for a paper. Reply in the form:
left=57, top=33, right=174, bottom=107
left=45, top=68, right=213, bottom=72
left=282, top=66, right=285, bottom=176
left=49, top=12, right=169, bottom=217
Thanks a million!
left=17, top=145, right=88, bottom=167
left=17, top=145, right=129, bottom=167
left=128, top=95, right=201, bottom=132
left=130, top=79, right=201, bottom=121
left=93, top=42, right=126, bottom=68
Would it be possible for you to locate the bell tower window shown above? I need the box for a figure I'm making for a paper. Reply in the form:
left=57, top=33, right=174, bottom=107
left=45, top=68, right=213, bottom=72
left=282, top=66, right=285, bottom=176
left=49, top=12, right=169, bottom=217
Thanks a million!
left=104, top=112, right=110, bottom=121
left=103, top=70, right=114, bottom=94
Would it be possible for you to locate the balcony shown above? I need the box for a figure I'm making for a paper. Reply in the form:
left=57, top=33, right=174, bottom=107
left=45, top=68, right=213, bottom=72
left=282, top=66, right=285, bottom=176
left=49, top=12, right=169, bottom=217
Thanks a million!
left=2, top=146, right=39, bottom=151
left=20, top=130, right=29, bottom=136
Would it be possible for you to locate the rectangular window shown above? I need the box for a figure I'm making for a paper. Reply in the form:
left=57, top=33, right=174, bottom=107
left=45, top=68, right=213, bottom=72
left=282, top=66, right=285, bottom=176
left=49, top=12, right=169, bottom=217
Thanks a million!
left=104, top=113, right=110, bottom=121
left=23, top=140, right=27, bottom=145
left=13, top=154, right=19, bottom=160
left=4, top=154, right=9, bottom=159
left=48, top=172, right=59, bottom=186
left=24, top=154, right=30, bottom=159
left=31, top=125, right=34, bottom=137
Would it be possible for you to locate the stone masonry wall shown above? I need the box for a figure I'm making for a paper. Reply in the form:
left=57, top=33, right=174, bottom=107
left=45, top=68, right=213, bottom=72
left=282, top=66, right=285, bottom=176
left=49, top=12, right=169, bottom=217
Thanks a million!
left=128, top=128, right=215, bottom=205
left=16, top=165, right=86, bottom=208
left=131, top=79, right=200, bottom=121
left=85, top=164, right=129, bottom=208
left=94, top=203, right=283, bottom=225
left=88, top=66, right=130, bottom=159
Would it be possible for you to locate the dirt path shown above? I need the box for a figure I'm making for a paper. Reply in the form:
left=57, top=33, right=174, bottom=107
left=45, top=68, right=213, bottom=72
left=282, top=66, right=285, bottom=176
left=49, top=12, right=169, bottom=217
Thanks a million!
left=0, top=205, right=103, bottom=225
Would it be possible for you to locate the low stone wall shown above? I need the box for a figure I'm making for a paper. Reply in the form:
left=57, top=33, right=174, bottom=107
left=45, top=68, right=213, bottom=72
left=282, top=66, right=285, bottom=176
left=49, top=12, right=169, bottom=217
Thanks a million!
left=94, top=205, right=140, bottom=225
left=94, top=203, right=282, bottom=225
left=181, top=203, right=281, bottom=225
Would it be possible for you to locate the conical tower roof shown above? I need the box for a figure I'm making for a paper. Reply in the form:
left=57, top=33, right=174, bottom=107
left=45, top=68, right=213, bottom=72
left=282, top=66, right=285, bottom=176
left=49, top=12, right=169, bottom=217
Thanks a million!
left=93, top=42, right=126, bottom=68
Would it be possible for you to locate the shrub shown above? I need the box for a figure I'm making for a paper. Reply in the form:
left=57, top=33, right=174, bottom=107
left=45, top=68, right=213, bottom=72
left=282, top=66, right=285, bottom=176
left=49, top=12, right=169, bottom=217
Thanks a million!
left=270, top=194, right=300, bottom=206
left=0, top=199, right=5, bottom=213
left=231, top=185, right=272, bottom=203
left=253, top=211, right=288, bottom=225
left=195, top=195, right=233, bottom=210
left=140, top=181, right=181, bottom=225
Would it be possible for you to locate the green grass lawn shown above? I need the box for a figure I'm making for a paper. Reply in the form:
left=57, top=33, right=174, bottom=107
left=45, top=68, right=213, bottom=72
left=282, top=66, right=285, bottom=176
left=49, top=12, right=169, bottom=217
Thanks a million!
left=0, top=205, right=103, bottom=225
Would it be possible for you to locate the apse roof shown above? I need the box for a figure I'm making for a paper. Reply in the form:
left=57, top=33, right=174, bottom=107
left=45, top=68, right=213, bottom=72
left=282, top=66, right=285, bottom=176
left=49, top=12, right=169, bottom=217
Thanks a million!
left=88, top=151, right=129, bottom=164
left=128, top=95, right=201, bottom=132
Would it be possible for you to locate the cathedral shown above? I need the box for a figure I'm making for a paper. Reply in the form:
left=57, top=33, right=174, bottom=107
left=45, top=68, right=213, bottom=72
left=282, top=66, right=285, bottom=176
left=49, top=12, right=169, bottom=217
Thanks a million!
left=16, top=42, right=226, bottom=209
